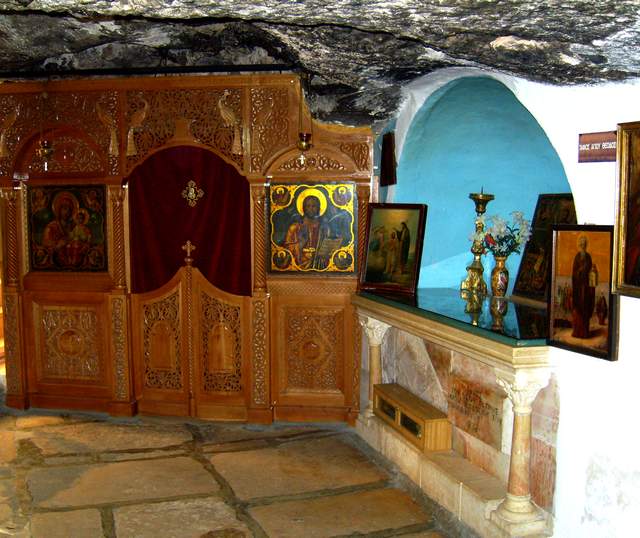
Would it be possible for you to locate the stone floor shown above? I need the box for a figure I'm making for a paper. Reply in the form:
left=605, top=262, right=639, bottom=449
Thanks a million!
left=0, top=398, right=477, bottom=536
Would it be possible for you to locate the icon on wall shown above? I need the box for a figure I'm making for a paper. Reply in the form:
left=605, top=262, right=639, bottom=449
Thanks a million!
left=268, top=183, right=356, bottom=273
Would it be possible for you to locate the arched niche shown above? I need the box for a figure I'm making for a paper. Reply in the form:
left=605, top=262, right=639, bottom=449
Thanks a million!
left=394, top=76, right=571, bottom=290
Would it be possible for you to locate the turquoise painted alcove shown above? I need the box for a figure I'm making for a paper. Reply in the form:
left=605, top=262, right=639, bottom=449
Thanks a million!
left=393, top=76, right=570, bottom=291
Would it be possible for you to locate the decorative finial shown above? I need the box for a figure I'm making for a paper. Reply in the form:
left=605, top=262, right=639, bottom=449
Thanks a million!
left=182, top=240, right=196, bottom=265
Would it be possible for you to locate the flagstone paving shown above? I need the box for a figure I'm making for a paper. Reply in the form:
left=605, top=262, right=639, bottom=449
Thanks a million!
left=0, top=407, right=478, bottom=538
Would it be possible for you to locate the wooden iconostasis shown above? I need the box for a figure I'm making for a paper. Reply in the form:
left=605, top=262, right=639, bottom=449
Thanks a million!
left=0, top=74, right=372, bottom=423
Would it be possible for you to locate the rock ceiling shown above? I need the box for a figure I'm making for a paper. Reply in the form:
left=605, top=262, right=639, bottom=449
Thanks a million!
left=0, top=1, right=638, bottom=126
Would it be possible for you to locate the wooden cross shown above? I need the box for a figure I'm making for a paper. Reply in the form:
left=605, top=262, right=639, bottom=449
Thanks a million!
left=182, top=240, right=196, bottom=265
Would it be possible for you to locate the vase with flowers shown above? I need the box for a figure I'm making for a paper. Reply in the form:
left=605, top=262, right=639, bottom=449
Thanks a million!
left=475, top=212, right=531, bottom=297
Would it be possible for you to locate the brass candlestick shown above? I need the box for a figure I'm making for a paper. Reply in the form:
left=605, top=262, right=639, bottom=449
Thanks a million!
left=460, top=190, right=494, bottom=296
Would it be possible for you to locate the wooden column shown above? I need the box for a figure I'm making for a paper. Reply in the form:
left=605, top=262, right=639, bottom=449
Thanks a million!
left=359, top=316, right=391, bottom=415
left=356, top=184, right=370, bottom=275
left=249, top=182, right=270, bottom=422
left=491, top=368, right=552, bottom=536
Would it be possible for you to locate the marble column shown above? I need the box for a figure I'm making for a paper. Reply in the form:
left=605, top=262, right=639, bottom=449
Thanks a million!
left=490, top=367, right=552, bottom=536
left=358, top=316, right=391, bottom=415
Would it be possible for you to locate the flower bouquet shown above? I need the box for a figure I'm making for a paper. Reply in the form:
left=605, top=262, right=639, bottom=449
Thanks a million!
left=471, top=211, right=531, bottom=297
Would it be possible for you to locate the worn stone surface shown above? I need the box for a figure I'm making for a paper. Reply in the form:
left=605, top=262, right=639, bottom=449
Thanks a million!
left=27, top=457, right=219, bottom=508
left=15, top=415, right=67, bottom=429
left=211, top=435, right=386, bottom=500
left=114, top=498, right=251, bottom=538
left=0, top=1, right=638, bottom=125
left=30, top=509, right=103, bottom=538
left=0, top=431, right=16, bottom=464
left=23, top=421, right=193, bottom=455
left=249, top=487, right=432, bottom=537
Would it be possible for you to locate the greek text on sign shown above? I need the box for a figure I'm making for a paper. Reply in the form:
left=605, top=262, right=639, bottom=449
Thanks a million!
left=578, top=131, right=617, bottom=162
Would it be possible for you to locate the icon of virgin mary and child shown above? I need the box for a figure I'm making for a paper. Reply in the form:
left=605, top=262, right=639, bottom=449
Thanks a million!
left=33, top=190, right=103, bottom=270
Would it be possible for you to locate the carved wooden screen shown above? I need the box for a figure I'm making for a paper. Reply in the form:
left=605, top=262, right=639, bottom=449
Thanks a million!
left=131, top=266, right=251, bottom=418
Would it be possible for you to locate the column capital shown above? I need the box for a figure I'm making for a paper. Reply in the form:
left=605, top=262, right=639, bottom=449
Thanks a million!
left=358, top=316, right=391, bottom=346
left=495, top=367, right=551, bottom=414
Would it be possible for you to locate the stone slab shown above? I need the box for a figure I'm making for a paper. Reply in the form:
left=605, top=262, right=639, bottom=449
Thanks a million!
left=99, top=449, right=185, bottom=462
left=24, top=422, right=193, bottom=455
left=28, top=457, right=219, bottom=508
left=249, top=488, right=431, bottom=537
left=15, top=416, right=67, bottom=429
left=210, top=435, right=386, bottom=500
left=198, top=422, right=322, bottom=445
left=114, top=497, right=251, bottom=538
left=31, top=509, right=103, bottom=538
left=0, top=431, right=16, bottom=464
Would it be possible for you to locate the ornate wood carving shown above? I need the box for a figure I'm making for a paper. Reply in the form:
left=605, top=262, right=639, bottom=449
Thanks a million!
left=352, top=311, right=362, bottom=411
left=250, top=87, right=289, bottom=173
left=111, top=296, right=129, bottom=401
left=284, top=306, right=344, bottom=391
left=277, top=151, right=347, bottom=173
left=3, top=293, right=23, bottom=395
left=356, top=184, right=370, bottom=274
left=267, top=278, right=357, bottom=296
left=251, top=296, right=268, bottom=406
left=40, top=307, right=102, bottom=381
left=339, top=142, right=370, bottom=171
left=251, top=184, right=267, bottom=292
left=2, top=187, right=20, bottom=286
left=200, top=291, right=242, bottom=394
left=125, top=88, right=244, bottom=174
left=1, top=91, right=117, bottom=178
left=143, top=290, right=182, bottom=390
left=109, top=186, right=127, bottom=289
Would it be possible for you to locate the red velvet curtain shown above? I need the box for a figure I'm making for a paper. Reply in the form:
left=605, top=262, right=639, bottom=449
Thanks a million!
left=126, top=146, right=251, bottom=296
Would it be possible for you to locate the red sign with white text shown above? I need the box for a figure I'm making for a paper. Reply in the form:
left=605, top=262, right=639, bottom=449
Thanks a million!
left=578, top=131, right=617, bottom=162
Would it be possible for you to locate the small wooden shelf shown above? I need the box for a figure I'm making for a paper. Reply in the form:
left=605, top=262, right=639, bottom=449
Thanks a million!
left=374, top=383, right=451, bottom=452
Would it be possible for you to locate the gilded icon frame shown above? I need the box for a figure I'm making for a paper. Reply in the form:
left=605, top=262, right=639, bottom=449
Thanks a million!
left=613, top=121, right=640, bottom=297
left=359, top=203, right=427, bottom=296
left=27, top=184, right=108, bottom=273
left=268, top=182, right=356, bottom=273
left=548, top=225, right=617, bottom=361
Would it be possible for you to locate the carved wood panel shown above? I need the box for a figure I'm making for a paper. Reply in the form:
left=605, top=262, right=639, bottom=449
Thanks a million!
left=23, top=292, right=112, bottom=405
left=125, top=88, right=244, bottom=174
left=271, top=290, right=356, bottom=413
left=0, top=90, right=117, bottom=178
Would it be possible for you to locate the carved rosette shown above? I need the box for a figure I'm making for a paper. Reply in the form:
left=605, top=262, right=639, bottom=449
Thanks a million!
left=125, top=88, right=244, bottom=174
left=111, top=297, right=129, bottom=401
left=200, top=292, right=242, bottom=393
left=285, top=307, right=344, bottom=391
left=1, top=187, right=19, bottom=286
left=250, top=87, right=289, bottom=173
left=3, top=293, right=23, bottom=395
left=251, top=297, right=268, bottom=405
left=250, top=184, right=267, bottom=292
left=356, top=184, right=370, bottom=273
left=41, top=307, right=101, bottom=381
left=358, top=316, right=391, bottom=347
left=109, top=186, right=127, bottom=289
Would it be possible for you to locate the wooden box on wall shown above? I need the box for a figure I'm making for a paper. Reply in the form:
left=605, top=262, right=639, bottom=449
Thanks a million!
left=374, top=383, right=452, bottom=452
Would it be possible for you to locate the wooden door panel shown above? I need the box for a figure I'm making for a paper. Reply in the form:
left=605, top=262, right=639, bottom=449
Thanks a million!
left=131, top=270, right=189, bottom=415
left=193, top=269, right=251, bottom=418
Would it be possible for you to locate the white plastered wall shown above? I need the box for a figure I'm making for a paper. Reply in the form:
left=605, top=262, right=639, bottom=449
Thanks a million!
left=392, top=67, right=640, bottom=537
